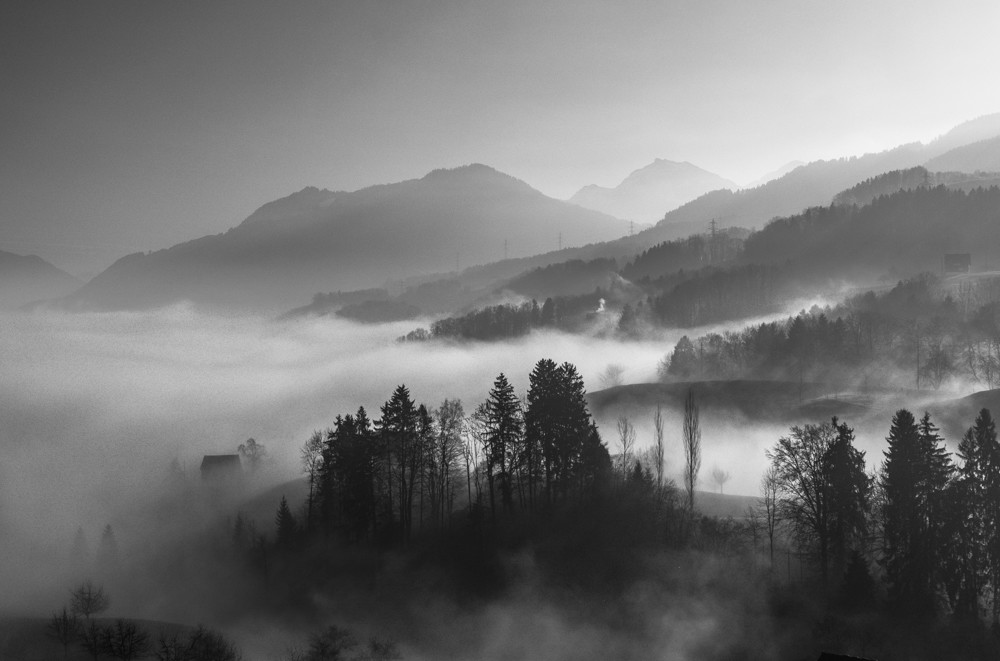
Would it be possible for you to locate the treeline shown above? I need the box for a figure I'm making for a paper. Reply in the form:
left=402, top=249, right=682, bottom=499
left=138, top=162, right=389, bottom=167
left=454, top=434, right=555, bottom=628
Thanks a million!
left=767, top=406, right=1000, bottom=631
left=620, top=230, right=746, bottom=282
left=399, top=293, right=604, bottom=342
left=661, top=273, right=1000, bottom=389
left=741, top=185, right=1000, bottom=278
left=46, top=580, right=242, bottom=660
left=503, top=258, right=618, bottom=298
left=290, top=360, right=611, bottom=546
left=648, top=263, right=788, bottom=327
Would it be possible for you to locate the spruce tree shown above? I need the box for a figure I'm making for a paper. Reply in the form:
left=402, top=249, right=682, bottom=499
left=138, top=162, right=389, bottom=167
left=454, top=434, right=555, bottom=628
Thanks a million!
left=275, top=495, right=297, bottom=548
left=881, top=409, right=942, bottom=613
left=379, top=386, right=419, bottom=542
left=525, top=358, right=560, bottom=505
left=952, top=408, right=996, bottom=618
left=823, top=418, right=871, bottom=582
left=484, top=373, right=522, bottom=517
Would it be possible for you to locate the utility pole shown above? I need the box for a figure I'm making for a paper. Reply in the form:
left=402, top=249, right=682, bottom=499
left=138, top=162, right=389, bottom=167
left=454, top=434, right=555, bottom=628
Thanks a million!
left=708, top=218, right=718, bottom=264
left=629, top=220, right=634, bottom=236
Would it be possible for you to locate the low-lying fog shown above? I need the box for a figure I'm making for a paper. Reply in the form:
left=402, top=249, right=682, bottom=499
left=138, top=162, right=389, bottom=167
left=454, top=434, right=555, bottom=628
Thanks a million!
left=0, top=299, right=964, bottom=640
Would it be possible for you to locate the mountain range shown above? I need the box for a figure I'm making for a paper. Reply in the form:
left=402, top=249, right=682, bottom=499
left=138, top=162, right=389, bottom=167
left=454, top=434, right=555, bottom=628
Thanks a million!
left=62, top=165, right=629, bottom=311
left=24, top=111, right=1000, bottom=316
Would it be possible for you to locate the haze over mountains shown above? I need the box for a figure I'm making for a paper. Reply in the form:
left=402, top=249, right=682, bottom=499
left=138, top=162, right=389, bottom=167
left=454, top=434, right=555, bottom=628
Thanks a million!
left=26, top=111, right=1000, bottom=317
left=569, top=159, right=737, bottom=222
left=63, top=165, right=629, bottom=311
left=0, top=250, right=79, bottom=309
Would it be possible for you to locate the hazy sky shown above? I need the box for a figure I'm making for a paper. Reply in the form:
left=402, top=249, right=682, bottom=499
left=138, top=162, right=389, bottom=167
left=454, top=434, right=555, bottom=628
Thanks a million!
left=3, top=0, right=1000, bottom=276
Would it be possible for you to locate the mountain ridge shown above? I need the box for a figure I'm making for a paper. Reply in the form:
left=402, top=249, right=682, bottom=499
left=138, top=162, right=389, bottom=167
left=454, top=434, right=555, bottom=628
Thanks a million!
left=63, top=164, right=630, bottom=311
left=569, top=159, right=737, bottom=222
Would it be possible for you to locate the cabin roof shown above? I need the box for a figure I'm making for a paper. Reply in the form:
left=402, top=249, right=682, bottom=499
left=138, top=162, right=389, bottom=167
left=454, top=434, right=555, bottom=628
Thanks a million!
left=200, top=454, right=241, bottom=470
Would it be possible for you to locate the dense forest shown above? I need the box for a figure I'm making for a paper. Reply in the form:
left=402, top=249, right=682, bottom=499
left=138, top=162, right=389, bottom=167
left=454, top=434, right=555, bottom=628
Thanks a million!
left=400, top=183, right=1000, bottom=342
left=659, top=273, right=1000, bottom=390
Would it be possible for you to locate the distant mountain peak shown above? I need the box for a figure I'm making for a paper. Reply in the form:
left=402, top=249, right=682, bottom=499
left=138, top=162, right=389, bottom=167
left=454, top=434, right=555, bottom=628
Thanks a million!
left=569, top=158, right=737, bottom=221
left=239, top=186, right=337, bottom=228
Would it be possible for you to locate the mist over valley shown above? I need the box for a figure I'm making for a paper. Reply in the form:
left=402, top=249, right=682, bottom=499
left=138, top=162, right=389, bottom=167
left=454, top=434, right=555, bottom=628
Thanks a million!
left=6, top=2, right=1000, bottom=659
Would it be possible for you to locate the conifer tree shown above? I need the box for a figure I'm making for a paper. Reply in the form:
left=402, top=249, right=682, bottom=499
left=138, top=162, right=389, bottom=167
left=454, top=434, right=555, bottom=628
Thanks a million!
left=951, top=408, right=997, bottom=618
left=823, top=418, right=871, bottom=581
left=483, top=373, right=522, bottom=517
left=882, top=410, right=953, bottom=614
left=525, top=358, right=560, bottom=505
left=379, top=386, right=419, bottom=542
left=275, top=495, right=297, bottom=548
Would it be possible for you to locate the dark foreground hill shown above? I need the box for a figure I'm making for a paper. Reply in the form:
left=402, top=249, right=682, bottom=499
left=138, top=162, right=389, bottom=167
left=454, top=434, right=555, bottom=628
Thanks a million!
left=63, top=165, right=629, bottom=312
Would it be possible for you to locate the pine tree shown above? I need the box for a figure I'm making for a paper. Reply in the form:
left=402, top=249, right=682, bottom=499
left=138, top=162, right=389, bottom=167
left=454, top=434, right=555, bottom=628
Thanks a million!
left=275, top=495, right=297, bottom=548
left=379, top=386, right=419, bottom=542
left=483, top=373, right=522, bottom=517
left=823, top=418, right=871, bottom=582
left=525, top=358, right=560, bottom=505
left=951, top=408, right=997, bottom=618
left=881, top=409, right=936, bottom=613
left=554, top=362, right=592, bottom=501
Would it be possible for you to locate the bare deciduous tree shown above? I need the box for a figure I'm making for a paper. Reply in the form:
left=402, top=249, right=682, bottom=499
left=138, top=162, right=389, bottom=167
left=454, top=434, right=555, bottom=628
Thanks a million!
left=70, top=580, right=110, bottom=620
left=599, top=363, right=625, bottom=389
left=47, top=606, right=78, bottom=660
left=616, top=415, right=636, bottom=475
left=238, top=437, right=267, bottom=473
left=761, top=464, right=780, bottom=570
left=103, top=619, right=151, bottom=661
left=300, top=430, right=325, bottom=531
left=711, top=466, right=731, bottom=494
left=653, top=404, right=665, bottom=492
left=683, top=389, right=701, bottom=515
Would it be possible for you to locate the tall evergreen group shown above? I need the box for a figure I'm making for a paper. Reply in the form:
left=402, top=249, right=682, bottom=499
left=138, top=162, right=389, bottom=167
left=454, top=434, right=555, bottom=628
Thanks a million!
left=290, top=359, right=612, bottom=547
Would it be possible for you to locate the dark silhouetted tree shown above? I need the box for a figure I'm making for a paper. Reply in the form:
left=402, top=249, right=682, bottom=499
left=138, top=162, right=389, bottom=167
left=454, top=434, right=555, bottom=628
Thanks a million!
left=238, top=437, right=267, bottom=473
left=616, top=415, right=636, bottom=476
left=483, top=373, right=522, bottom=517
left=78, top=620, right=103, bottom=661
left=767, top=419, right=868, bottom=587
left=301, top=430, right=325, bottom=532
left=103, top=619, right=151, bottom=661
left=880, top=409, right=952, bottom=615
left=70, top=580, right=109, bottom=620
left=47, top=606, right=78, bottom=660
left=823, top=418, right=871, bottom=580
left=380, top=386, right=419, bottom=542
left=525, top=358, right=560, bottom=505
left=275, top=495, right=297, bottom=548
left=760, top=465, right=780, bottom=571
left=652, top=403, right=665, bottom=492
left=683, top=388, right=701, bottom=516
left=949, top=408, right=999, bottom=619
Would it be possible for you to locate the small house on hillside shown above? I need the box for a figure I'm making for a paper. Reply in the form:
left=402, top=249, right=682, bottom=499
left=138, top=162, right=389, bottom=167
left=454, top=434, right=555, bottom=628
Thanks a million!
left=200, top=454, right=242, bottom=482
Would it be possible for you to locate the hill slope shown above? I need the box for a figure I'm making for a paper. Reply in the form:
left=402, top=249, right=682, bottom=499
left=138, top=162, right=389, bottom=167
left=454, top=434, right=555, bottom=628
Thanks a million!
left=0, top=250, right=80, bottom=308
left=569, top=159, right=737, bottom=222
left=64, top=165, right=630, bottom=311
left=925, top=135, right=1000, bottom=174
